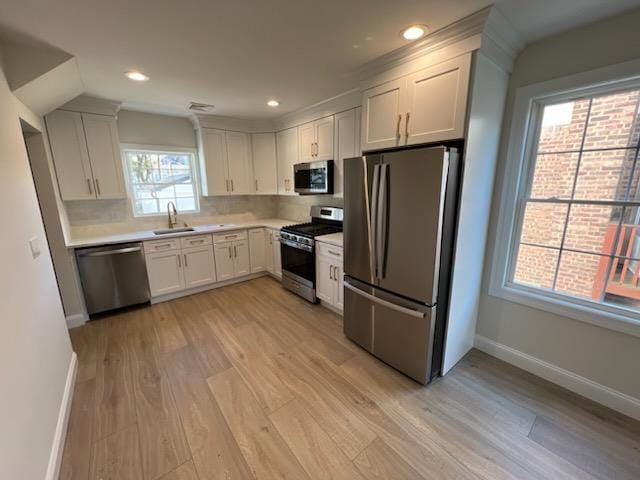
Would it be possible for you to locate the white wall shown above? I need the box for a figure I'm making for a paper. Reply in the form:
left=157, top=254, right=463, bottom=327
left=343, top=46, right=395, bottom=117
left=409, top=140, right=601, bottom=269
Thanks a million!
left=478, top=8, right=640, bottom=401
left=117, top=109, right=197, bottom=148
left=0, top=57, right=74, bottom=479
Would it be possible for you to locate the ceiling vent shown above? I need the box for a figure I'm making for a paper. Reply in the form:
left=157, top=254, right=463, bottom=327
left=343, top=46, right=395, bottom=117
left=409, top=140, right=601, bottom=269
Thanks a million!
left=188, top=102, right=215, bottom=113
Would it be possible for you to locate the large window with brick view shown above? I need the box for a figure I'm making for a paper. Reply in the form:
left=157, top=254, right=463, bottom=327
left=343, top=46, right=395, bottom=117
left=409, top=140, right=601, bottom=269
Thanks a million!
left=512, top=87, right=640, bottom=313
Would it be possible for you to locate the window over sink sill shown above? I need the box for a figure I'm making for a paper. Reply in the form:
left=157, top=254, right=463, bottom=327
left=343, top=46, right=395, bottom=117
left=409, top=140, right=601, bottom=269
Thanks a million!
left=489, top=60, right=640, bottom=339
left=122, top=145, right=200, bottom=217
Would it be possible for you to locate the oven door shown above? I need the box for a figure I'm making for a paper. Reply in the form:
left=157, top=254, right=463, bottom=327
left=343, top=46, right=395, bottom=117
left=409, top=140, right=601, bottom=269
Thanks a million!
left=294, top=160, right=334, bottom=195
left=280, top=238, right=315, bottom=288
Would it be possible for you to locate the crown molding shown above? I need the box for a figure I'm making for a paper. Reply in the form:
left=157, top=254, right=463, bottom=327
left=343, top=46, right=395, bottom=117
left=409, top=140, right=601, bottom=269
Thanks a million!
left=274, top=89, right=361, bottom=131
left=192, top=114, right=277, bottom=133
left=481, top=7, right=526, bottom=73
left=58, top=94, right=121, bottom=116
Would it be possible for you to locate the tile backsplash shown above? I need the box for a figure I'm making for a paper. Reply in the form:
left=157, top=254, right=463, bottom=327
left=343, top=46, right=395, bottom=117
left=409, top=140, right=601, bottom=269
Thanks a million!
left=276, top=195, right=343, bottom=222
left=66, top=195, right=279, bottom=238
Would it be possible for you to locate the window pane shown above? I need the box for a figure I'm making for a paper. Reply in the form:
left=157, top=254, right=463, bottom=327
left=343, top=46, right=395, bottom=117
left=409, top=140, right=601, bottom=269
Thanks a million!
left=135, top=199, right=159, bottom=215
left=583, top=90, right=640, bottom=150
left=538, top=99, right=590, bottom=153
left=555, top=251, right=607, bottom=300
left=564, top=205, right=622, bottom=255
left=520, top=202, right=567, bottom=247
left=176, top=197, right=196, bottom=211
left=513, top=245, right=559, bottom=289
left=573, top=149, right=637, bottom=201
left=530, top=152, right=579, bottom=199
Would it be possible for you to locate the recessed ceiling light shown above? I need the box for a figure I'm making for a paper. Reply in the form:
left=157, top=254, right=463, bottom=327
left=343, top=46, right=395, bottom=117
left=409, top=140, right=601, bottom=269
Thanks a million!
left=125, top=71, right=149, bottom=82
left=267, top=100, right=279, bottom=107
left=402, top=25, right=427, bottom=41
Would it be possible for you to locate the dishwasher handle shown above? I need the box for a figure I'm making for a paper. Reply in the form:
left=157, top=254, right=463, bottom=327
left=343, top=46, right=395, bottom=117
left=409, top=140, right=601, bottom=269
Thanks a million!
left=77, top=246, right=142, bottom=257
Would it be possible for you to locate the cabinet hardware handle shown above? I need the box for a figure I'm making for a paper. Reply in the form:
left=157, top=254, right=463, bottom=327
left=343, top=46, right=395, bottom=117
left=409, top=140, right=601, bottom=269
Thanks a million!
left=231, top=179, right=234, bottom=192
left=405, top=112, right=410, bottom=140
left=177, top=255, right=181, bottom=268
left=156, top=243, right=172, bottom=249
left=234, top=245, right=237, bottom=258
left=228, top=247, right=232, bottom=258
left=95, top=178, right=101, bottom=195
left=184, top=254, right=188, bottom=267
left=224, top=234, right=237, bottom=239
left=255, top=179, right=258, bottom=192
left=396, top=114, right=402, bottom=140
left=191, top=239, right=204, bottom=244
left=87, top=179, right=93, bottom=195
left=334, top=266, right=339, bottom=282
left=328, top=250, right=340, bottom=256
left=329, top=264, right=333, bottom=281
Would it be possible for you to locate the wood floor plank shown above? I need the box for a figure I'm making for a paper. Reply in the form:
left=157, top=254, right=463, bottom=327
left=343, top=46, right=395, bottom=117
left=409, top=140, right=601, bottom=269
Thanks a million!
left=353, top=437, right=425, bottom=480
left=69, top=324, right=98, bottom=382
left=127, top=310, right=190, bottom=480
left=207, top=368, right=311, bottom=480
left=177, top=309, right=231, bottom=377
left=89, top=425, right=143, bottom=480
left=157, top=460, right=200, bottom=480
left=271, top=349, right=377, bottom=461
left=93, top=316, right=136, bottom=441
left=529, top=416, right=640, bottom=480
left=162, top=346, right=254, bottom=480
left=269, top=398, right=367, bottom=480
left=150, top=302, right=188, bottom=354
left=60, top=379, right=96, bottom=480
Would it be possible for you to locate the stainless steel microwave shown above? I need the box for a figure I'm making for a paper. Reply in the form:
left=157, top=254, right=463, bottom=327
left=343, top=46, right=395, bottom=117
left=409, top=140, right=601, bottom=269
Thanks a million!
left=294, top=160, right=334, bottom=195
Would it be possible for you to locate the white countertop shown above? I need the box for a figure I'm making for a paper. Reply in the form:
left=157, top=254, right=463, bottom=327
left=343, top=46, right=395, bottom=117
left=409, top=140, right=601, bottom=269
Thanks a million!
left=67, top=218, right=293, bottom=249
left=315, top=232, right=343, bottom=247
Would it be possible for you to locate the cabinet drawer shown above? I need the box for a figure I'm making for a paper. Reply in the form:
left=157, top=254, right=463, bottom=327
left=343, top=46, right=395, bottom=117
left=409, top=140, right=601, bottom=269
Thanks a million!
left=144, top=238, right=180, bottom=253
left=180, top=234, right=212, bottom=249
left=317, top=242, right=343, bottom=260
left=213, top=230, right=248, bottom=244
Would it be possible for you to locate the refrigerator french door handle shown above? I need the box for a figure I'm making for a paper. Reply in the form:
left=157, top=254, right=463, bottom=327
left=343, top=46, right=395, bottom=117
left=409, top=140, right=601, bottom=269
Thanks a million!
left=344, top=281, right=426, bottom=319
left=370, top=164, right=381, bottom=278
left=377, top=163, right=389, bottom=279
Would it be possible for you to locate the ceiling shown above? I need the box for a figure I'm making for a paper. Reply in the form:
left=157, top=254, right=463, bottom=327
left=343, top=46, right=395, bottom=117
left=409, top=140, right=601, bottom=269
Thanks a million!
left=1, top=0, right=639, bottom=118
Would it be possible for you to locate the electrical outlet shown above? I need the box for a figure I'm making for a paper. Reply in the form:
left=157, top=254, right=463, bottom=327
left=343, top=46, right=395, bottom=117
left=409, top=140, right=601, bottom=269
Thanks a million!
left=29, top=236, right=41, bottom=259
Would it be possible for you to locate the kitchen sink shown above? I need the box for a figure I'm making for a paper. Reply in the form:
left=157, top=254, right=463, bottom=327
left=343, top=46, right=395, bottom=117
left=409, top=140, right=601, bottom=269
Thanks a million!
left=153, top=227, right=195, bottom=235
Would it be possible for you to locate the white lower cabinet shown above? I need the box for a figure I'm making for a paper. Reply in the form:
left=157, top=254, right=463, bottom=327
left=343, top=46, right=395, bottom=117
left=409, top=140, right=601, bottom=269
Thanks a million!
left=249, top=228, right=266, bottom=273
left=213, top=230, right=251, bottom=280
left=145, top=235, right=216, bottom=297
left=265, top=229, right=282, bottom=278
left=316, top=242, right=343, bottom=311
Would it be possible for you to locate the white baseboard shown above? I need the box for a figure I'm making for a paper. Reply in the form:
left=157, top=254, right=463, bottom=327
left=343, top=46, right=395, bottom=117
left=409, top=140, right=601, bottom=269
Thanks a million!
left=45, top=351, right=77, bottom=480
left=66, top=313, right=87, bottom=329
left=474, top=335, right=640, bottom=421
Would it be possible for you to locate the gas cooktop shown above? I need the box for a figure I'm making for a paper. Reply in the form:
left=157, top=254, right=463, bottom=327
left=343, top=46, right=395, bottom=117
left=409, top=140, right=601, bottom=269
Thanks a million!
left=281, top=222, right=342, bottom=238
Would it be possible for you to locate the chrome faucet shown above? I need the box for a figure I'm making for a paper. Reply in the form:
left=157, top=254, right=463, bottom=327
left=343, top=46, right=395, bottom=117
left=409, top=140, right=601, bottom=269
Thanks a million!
left=167, top=201, right=178, bottom=229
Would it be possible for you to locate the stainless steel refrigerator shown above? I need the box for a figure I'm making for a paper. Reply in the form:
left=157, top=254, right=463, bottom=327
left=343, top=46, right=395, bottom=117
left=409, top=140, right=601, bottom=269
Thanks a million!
left=343, top=145, right=460, bottom=384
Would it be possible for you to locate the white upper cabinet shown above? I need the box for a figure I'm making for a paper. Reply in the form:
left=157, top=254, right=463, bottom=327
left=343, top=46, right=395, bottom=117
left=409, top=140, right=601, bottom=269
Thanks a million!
left=298, top=116, right=334, bottom=162
left=361, top=79, right=404, bottom=151
left=198, top=128, right=228, bottom=196
left=276, top=127, right=298, bottom=195
left=81, top=113, right=125, bottom=199
left=199, top=129, right=253, bottom=195
left=334, top=108, right=361, bottom=197
left=46, top=110, right=125, bottom=200
left=251, top=133, right=278, bottom=194
left=226, top=131, right=253, bottom=195
left=361, top=54, right=471, bottom=151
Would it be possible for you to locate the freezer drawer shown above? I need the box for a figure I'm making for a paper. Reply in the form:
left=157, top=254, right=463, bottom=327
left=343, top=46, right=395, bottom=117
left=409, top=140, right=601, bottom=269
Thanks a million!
left=343, top=277, right=436, bottom=384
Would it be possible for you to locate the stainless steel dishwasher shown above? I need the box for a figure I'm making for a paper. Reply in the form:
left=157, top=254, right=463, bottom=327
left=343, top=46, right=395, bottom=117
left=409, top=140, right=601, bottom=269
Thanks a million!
left=76, top=242, right=150, bottom=315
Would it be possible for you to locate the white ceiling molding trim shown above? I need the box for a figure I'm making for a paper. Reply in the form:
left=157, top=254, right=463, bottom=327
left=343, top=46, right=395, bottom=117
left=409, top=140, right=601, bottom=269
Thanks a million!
left=192, top=114, right=277, bottom=133
left=59, top=94, right=121, bottom=116
left=481, top=7, right=526, bottom=73
left=274, top=89, right=361, bottom=131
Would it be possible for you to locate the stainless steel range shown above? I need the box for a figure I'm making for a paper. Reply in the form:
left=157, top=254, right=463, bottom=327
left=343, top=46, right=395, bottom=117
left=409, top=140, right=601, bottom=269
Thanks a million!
left=280, top=206, right=343, bottom=302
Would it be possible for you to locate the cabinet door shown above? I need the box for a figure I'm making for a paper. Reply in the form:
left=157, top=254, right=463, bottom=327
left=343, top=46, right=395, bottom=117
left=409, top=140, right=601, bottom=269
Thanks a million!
left=251, top=133, right=278, bottom=194
left=361, top=78, right=404, bottom=151
left=214, top=242, right=235, bottom=281
left=146, top=252, right=184, bottom=296
left=314, top=116, right=334, bottom=161
left=272, top=231, right=282, bottom=277
left=276, top=127, right=298, bottom=195
left=298, top=122, right=315, bottom=162
left=335, top=263, right=344, bottom=311
left=199, top=128, right=229, bottom=196
left=334, top=109, right=360, bottom=197
left=264, top=230, right=274, bottom=273
left=316, top=255, right=334, bottom=304
left=82, top=113, right=125, bottom=199
left=183, top=245, right=216, bottom=288
left=248, top=228, right=266, bottom=273
left=46, top=110, right=95, bottom=200
left=233, top=240, right=251, bottom=277
left=226, top=131, right=254, bottom=195
left=404, top=54, right=471, bottom=145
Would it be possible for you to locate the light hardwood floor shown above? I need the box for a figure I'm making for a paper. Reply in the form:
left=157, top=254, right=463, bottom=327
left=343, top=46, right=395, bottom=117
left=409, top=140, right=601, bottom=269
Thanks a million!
left=61, top=276, right=640, bottom=480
